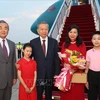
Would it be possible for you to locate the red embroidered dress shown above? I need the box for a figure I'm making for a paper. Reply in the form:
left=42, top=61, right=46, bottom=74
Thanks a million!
left=60, top=42, right=86, bottom=100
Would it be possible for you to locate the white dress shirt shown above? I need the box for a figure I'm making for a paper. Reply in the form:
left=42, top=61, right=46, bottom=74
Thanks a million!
left=40, top=36, right=48, bottom=56
left=0, top=38, right=10, bottom=56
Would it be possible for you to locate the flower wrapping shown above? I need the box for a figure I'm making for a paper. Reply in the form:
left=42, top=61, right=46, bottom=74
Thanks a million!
left=54, top=49, right=86, bottom=92
left=54, top=65, right=72, bottom=92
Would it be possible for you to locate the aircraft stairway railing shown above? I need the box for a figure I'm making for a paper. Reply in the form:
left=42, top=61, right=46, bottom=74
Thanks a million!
left=90, top=0, right=100, bottom=30
left=48, top=0, right=72, bottom=41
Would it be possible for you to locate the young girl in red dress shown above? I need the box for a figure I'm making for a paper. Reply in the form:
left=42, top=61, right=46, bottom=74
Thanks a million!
left=17, top=43, right=37, bottom=100
left=60, top=25, right=86, bottom=100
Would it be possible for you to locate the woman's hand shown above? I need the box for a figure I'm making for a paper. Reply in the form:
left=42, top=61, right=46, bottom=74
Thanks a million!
left=30, top=86, right=35, bottom=93
left=25, top=86, right=31, bottom=93
left=85, top=69, right=88, bottom=74
left=64, top=63, right=70, bottom=68
left=58, top=52, right=66, bottom=60
left=85, top=82, right=89, bottom=89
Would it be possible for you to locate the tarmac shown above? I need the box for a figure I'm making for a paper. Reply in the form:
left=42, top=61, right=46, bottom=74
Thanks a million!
left=11, top=80, right=19, bottom=100
left=11, top=49, right=19, bottom=100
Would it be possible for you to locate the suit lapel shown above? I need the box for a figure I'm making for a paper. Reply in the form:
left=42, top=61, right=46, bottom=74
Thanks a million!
left=46, top=37, right=50, bottom=58
left=0, top=44, right=4, bottom=55
left=7, top=39, right=12, bottom=60
left=37, top=37, right=45, bottom=57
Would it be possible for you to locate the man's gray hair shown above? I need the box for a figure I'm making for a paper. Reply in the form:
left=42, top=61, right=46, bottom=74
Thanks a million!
left=37, top=21, right=49, bottom=29
left=0, top=20, right=9, bottom=30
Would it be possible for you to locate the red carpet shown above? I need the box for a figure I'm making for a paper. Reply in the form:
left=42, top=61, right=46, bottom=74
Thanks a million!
left=59, top=4, right=96, bottom=51
left=43, top=91, right=88, bottom=99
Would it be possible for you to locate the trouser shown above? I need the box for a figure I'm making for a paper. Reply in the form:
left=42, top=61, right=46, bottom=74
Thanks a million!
left=18, top=50, right=21, bottom=59
left=88, top=69, right=100, bottom=100
left=36, top=78, right=53, bottom=100
left=0, top=84, right=12, bottom=100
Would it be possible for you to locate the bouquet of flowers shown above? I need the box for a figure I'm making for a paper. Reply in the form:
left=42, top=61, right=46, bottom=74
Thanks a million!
left=66, top=49, right=86, bottom=69
left=54, top=49, right=86, bottom=92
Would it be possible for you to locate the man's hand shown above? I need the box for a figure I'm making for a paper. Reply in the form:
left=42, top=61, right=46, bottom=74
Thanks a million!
left=13, top=79, right=17, bottom=85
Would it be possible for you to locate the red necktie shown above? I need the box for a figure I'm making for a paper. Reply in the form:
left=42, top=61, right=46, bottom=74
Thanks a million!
left=2, top=40, right=8, bottom=59
left=42, top=40, right=46, bottom=55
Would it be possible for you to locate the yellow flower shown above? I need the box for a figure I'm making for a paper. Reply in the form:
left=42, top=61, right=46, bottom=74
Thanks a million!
left=71, top=56, right=78, bottom=63
left=79, top=59, right=86, bottom=63
left=66, top=49, right=72, bottom=54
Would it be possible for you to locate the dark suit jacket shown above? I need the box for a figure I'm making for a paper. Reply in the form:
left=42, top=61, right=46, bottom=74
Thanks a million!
left=0, top=39, right=17, bottom=89
left=30, top=37, right=60, bottom=80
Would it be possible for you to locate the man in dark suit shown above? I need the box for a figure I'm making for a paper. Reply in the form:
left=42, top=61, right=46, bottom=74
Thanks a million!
left=30, top=21, right=60, bottom=100
left=0, top=20, right=17, bottom=100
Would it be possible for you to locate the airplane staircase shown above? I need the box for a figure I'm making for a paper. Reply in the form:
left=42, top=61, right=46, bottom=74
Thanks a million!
left=51, top=4, right=96, bottom=100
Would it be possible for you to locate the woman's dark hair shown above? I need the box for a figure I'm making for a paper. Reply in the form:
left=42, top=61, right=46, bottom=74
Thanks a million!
left=22, top=43, right=32, bottom=57
left=65, top=25, right=83, bottom=48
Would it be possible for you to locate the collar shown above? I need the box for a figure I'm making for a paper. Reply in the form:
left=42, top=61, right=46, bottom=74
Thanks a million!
left=0, top=38, right=7, bottom=44
left=40, top=36, right=48, bottom=42
left=92, top=48, right=100, bottom=52
left=71, top=41, right=76, bottom=44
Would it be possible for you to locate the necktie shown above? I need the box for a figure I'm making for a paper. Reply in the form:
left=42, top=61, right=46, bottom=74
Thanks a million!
left=2, top=40, right=8, bottom=59
left=42, top=40, right=46, bottom=55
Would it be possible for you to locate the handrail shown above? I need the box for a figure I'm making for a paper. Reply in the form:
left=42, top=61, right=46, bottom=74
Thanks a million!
left=48, top=0, right=65, bottom=37
left=90, top=0, right=100, bottom=30
left=48, top=0, right=72, bottom=40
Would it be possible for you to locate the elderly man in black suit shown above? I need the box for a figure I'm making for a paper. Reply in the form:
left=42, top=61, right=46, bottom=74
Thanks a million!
left=30, top=21, right=60, bottom=100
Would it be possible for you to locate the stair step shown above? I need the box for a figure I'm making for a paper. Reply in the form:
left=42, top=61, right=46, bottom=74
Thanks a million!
left=59, top=40, right=92, bottom=45
left=67, top=16, right=94, bottom=20
left=63, top=25, right=95, bottom=30
left=63, top=29, right=95, bottom=32
left=67, top=15, right=93, bottom=19
left=61, top=36, right=92, bottom=38
left=82, top=38, right=91, bottom=41
left=69, top=12, right=92, bottom=16
left=86, top=46, right=93, bottom=50
left=60, top=37, right=92, bottom=41
left=84, top=41, right=93, bottom=46
left=69, top=13, right=92, bottom=17
left=71, top=4, right=91, bottom=10
left=65, top=22, right=95, bottom=26
left=67, top=18, right=94, bottom=21
left=65, top=20, right=94, bottom=23
left=61, top=33, right=93, bottom=37
left=59, top=45, right=93, bottom=51
left=59, top=41, right=93, bottom=46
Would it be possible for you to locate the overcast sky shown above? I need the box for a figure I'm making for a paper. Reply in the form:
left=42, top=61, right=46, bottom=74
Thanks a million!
left=0, top=0, right=58, bottom=43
